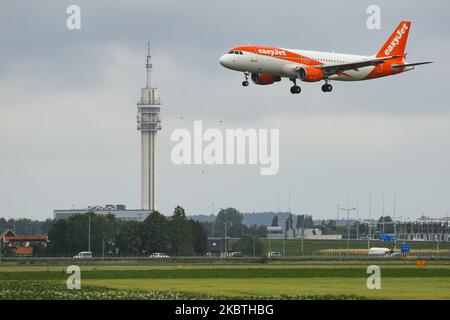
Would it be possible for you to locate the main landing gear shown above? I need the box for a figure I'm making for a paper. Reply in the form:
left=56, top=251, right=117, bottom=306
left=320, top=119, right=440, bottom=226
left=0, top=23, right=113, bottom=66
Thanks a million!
left=321, top=79, right=333, bottom=92
left=242, top=72, right=250, bottom=87
left=290, top=78, right=301, bottom=94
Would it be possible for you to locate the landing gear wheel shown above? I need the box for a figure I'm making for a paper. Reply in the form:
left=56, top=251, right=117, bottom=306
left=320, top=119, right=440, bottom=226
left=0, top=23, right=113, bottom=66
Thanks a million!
left=242, top=81, right=249, bottom=87
left=290, top=85, right=301, bottom=94
left=322, top=84, right=332, bottom=92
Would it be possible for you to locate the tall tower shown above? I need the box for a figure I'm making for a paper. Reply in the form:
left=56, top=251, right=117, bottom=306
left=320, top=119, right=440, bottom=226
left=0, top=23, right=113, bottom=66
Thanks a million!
left=137, top=42, right=161, bottom=210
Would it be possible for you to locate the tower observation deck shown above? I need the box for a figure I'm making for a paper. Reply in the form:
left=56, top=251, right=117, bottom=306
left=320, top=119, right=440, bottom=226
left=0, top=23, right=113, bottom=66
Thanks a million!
left=137, top=42, right=161, bottom=210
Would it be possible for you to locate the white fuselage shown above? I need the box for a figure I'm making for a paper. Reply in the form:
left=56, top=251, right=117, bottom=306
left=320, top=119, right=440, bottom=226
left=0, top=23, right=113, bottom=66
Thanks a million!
left=219, top=48, right=412, bottom=81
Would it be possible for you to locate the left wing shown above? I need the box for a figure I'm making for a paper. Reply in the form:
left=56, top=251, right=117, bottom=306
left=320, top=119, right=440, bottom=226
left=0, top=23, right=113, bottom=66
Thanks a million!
left=303, top=55, right=402, bottom=76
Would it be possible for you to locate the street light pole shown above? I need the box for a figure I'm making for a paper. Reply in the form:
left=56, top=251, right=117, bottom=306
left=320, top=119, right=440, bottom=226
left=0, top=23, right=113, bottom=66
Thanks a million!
left=211, top=203, right=215, bottom=238
left=301, top=215, right=304, bottom=254
left=339, top=207, right=357, bottom=249
left=224, top=210, right=227, bottom=255
left=368, top=192, right=372, bottom=250
left=356, top=194, right=359, bottom=240
left=88, top=213, right=91, bottom=252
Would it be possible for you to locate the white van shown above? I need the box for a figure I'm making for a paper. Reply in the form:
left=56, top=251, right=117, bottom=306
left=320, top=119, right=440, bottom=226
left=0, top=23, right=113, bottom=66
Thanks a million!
left=368, top=247, right=390, bottom=255
left=74, top=251, right=93, bottom=259
left=368, top=247, right=396, bottom=256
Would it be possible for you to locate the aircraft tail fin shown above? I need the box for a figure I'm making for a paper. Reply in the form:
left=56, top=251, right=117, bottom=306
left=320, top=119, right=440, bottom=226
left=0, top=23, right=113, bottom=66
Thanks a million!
left=376, top=21, right=411, bottom=61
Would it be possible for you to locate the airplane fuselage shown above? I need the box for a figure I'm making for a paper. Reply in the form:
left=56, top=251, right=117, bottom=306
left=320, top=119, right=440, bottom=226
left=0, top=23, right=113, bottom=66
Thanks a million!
left=219, top=46, right=413, bottom=82
left=218, top=21, right=430, bottom=94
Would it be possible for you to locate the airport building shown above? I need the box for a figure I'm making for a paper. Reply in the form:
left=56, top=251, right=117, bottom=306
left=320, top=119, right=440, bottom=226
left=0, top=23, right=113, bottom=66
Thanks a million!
left=53, top=204, right=151, bottom=222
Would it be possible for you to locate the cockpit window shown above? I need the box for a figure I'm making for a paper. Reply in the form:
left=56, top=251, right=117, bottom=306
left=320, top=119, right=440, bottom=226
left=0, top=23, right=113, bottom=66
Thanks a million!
left=228, top=50, right=234, bottom=54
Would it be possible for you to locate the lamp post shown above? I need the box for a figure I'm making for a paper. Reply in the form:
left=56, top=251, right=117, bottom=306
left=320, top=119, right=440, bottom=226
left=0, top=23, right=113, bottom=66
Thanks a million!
left=301, top=215, right=305, bottom=254
left=219, top=208, right=226, bottom=257
left=211, top=203, right=215, bottom=238
left=88, top=212, right=91, bottom=252
left=339, top=207, right=357, bottom=249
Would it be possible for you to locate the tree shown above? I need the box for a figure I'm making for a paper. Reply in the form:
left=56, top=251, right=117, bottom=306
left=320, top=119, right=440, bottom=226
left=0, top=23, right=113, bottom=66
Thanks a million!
left=271, top=215, right=278, bottom=227
left=170, top=206, right=193, bottom=256
left=116, top=220, right=143, bottom=256
left=190, top=220, right=208, bottom=255
left=231, top=236, right=265, bottom=257
left=141, top=211, right=171, bottom=254
left=296, top=215, right=302, bottom=229
left=246, top=224, right=267, bottom=238
left=285, top=214, right=293, bottom=231
left=214, top=208, right=243, bottom=238
left=47, top=219, right=69, bottom=254
left=378, top=216, right=393, bottom=233
left=47, top=213, right=122, bottom=256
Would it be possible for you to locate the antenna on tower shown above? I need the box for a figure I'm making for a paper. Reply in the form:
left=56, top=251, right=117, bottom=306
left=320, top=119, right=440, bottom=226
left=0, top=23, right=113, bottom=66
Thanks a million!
left=146, top=41, right=152, bottom=88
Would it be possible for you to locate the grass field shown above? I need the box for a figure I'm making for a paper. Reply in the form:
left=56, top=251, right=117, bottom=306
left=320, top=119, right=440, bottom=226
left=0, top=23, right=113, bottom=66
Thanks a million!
left=238, top=239, right=450, bottom=255
left=1, top=263, right=449, bottom=300
left=83, top=277, right=450, bottom=300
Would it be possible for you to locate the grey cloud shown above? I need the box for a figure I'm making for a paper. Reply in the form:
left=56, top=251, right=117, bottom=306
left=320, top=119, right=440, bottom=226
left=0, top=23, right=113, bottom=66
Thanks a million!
left=0, top=0, right=449, bottom=220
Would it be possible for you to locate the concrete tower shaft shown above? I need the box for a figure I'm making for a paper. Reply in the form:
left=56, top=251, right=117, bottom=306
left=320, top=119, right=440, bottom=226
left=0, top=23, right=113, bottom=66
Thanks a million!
left=137, top=44, right=161, bottom=210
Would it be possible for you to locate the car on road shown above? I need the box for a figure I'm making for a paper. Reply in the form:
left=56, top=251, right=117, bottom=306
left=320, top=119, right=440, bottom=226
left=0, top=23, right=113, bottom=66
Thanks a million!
left=149, top=252, right=170, bottom=258
left=267, top=251, right=282, bottom=258
left=227, top=251, right=243, bottom=257
left=73, top=251, right=92, bottom=259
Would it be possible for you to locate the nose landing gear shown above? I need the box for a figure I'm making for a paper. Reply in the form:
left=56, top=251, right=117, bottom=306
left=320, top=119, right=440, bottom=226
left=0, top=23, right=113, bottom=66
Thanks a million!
left=242, top=72, right=250, bottom=87
left=290, top=78, right=301, bottom=94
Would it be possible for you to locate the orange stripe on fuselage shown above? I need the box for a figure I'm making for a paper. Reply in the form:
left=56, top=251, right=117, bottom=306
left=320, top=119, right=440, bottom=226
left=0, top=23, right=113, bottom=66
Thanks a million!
left=364, top=61, right=404, bottom=80
left=231, top=46, right=323, bottom=66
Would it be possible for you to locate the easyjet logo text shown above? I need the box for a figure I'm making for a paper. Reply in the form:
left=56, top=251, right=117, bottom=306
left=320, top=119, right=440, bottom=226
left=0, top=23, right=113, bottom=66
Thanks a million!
left=258, top=49, right=287, bottom=57
left=384, top=23, right=409, bottom=56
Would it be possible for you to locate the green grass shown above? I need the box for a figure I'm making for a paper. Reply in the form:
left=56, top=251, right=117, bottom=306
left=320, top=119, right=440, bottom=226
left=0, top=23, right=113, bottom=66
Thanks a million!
left=83, top=277, right=450, bottom=300
left=1, top=267, right=450, bottom=281
left=235, top=239, right=450, bottom=255
left=1, top=263, right=450, bottom=300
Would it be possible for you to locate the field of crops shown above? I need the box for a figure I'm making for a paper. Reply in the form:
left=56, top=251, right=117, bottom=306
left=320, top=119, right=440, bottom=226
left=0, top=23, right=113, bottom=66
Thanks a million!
left=0, top=280, right=362, bottom=300
left=1, top=263, right=450, bottom=300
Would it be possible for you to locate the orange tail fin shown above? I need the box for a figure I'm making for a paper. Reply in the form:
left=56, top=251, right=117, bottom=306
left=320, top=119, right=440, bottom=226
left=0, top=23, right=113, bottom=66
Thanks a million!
left=376, top=21, right=411, bottom=61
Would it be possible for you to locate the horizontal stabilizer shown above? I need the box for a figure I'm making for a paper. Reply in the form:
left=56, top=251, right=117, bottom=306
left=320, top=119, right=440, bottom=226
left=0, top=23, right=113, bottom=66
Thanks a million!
left=400, top=61, right=433, bottom=67
left=391, top=61, right=433, bottom=70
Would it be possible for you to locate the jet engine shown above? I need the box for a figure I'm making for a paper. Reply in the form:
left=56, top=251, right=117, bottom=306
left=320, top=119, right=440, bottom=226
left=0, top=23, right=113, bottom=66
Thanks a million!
left=251, top=73, right=281, bottom=85
left=298, top=67, right=325, bottom=82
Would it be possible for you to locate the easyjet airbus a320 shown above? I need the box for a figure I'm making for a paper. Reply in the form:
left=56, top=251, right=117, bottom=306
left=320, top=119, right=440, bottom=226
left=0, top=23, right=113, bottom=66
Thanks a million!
left=219, top=21, right=432, bottom=94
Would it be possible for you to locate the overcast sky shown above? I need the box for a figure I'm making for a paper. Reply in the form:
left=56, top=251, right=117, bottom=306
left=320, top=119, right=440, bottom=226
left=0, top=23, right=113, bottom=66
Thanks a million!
left=1, top=0, right=449, bottom=221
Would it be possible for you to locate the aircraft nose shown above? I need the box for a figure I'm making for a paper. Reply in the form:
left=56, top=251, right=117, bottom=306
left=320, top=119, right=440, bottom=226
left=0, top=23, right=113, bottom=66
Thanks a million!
left=219, top=54, right=231, bottom=68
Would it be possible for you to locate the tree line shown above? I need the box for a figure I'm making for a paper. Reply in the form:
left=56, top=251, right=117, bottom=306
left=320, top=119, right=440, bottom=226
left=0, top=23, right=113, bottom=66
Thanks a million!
left=0, top=218, right=52, bottom=236
left=200, top=208, right=267, bottom=238
left=46, top=206, right=207, bottom=257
